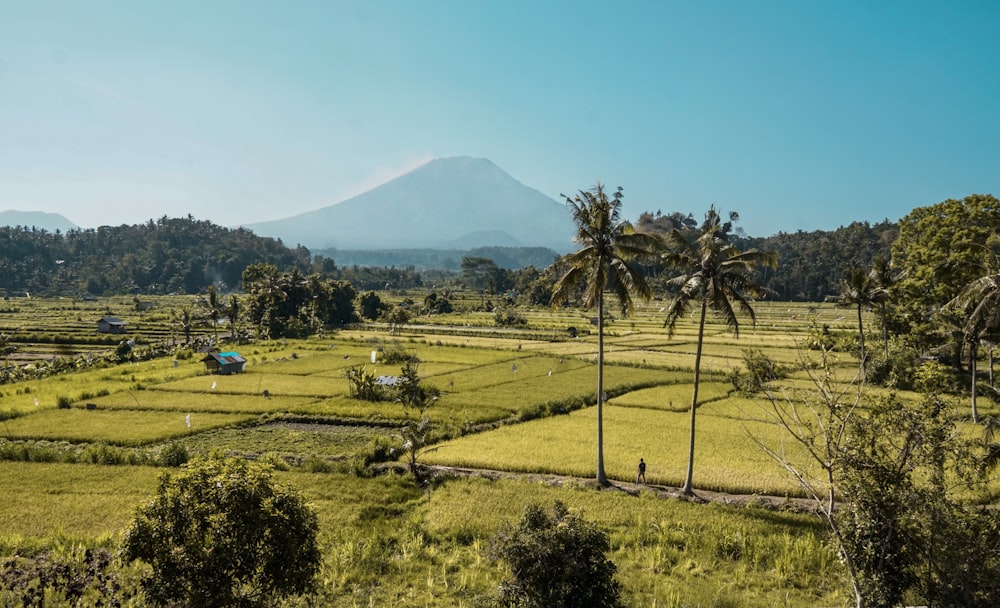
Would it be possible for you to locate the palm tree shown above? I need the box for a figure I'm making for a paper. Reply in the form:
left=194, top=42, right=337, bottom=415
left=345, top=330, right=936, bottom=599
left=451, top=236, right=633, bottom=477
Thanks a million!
left=204, top=285, right=223, bottom=347
left=662, top=206, right=776, bottom=495
left=550, top=183, right=660, bottom=485
left=870, top=255, right=903, bottom=360
left=227, top=295, right=241, bottom=345
left=839, top=267, right=887, bottom=379
left=178, top=307, right=193, bottom=346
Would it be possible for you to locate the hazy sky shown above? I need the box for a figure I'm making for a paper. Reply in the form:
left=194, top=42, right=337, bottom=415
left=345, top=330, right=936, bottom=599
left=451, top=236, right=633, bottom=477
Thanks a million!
left=2, top=1, right=998, bottom=237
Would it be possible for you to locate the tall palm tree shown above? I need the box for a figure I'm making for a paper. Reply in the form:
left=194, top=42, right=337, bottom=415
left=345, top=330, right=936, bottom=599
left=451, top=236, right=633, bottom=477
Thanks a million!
left=550, top=183, right=660, bottom=485
left=227, top=295, right=241, bottom=345
left=870, top=255, right=903, bottom=360
left=178, top=307, right=193, bottom=346
left=839, top=267, right=887, bottom=379
left=662, top=207, right=776, bottom=495
left=204, top=285, right=223, bottom=347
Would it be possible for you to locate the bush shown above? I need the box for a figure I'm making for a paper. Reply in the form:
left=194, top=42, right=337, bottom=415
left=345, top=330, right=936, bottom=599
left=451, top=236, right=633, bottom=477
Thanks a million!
left=345, top=364, right=389, bottom=401
left=157, top=442, right=189, bottom=467
left=865, top=345, right=919, bottom=389
left=913, top=360, right=961, bottom=395
left=730, top=348, right=784, bottom=395
left=803, top=323, right=833, bottom=350
left=494, top=307, right=527, bottom=328
left=486, top=501, right=622, bottom=608
left=121, top=457, right=320, bottom=608
left=381, top=340, right=419, bottom=364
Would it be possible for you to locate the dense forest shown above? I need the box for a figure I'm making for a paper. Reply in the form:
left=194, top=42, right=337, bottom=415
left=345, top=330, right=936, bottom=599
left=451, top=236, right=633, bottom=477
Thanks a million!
left=1, top=212, right=900, bottom=302
left=635, top=212, right=898, bottom=301
left=0, top=216, right=319, bottom=296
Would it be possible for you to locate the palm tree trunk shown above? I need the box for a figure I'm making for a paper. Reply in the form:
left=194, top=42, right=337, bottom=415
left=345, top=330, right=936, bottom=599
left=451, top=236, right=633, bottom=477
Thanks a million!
left=880, top=302, right=889, bottom=360
left=971, top=340, right=980, bottom=424
left=596, top=294, right=607, bottom=485
left=856, top=303, right=866, bottom=380
left=990, top=346, right=995, bottom=390
left=682, top=298, right=708, bottom=495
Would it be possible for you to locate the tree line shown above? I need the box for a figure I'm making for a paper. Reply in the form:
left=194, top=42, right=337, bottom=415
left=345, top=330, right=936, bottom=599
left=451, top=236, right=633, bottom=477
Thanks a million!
left=2, top=212, right=897, bottom=302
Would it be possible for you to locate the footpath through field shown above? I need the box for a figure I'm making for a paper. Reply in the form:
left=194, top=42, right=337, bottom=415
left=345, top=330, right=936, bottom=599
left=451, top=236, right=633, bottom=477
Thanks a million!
left=419, top=464, right=820, bottom=513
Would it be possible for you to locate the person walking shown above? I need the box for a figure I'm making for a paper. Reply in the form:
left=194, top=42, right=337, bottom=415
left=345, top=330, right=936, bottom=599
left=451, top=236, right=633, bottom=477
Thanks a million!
left=636, top=458, right=646, bottom=484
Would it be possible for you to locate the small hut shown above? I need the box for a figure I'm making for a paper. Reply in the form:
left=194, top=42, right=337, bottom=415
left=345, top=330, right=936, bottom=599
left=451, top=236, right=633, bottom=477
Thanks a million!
left=201, top=351, right=247, bottom=375
left=97, top=316, right=126, bottom=334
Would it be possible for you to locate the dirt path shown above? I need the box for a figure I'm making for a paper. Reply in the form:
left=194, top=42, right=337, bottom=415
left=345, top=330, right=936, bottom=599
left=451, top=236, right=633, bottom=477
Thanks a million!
left=419, top=464, right=820, bottom=513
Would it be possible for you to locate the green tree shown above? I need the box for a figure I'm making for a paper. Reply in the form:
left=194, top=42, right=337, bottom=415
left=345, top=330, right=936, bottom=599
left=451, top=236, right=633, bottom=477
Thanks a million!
left=461, top=256, right=508, bottom=307
left=550, top=183, right=659, bottom=485
left=243, top=267, right=357, bottom=338
left=384, top=305, right=411, bottom=333
left=839, top=266, right=887, bottom=378
left=942, top=235, right=1000, bottom=423
left=892, top=194, right=1000, bottom=346
left=662, top=206, right=775, bottom=495
left=121, top=457, right=320, bottom=608
left=359, top=290, right=388, bottom=320
left=422, top=291, right=454, bottom=315
left=177, top=306, right=193, bottom=345
left=202, top=284, right=223, bottom=346
left=755, top=361, right=1000, bottom=608
left=227, top=294, right=241, bottom=345
left=486, top=501, right=622, bottom=608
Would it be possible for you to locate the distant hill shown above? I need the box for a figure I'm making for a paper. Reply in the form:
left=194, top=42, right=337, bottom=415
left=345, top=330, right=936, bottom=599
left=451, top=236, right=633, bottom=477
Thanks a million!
left=246, top=157, right=575, bottom=252
left=0, top=210, right=78, bottom=232
left=321, top=246, right=561, bottom=271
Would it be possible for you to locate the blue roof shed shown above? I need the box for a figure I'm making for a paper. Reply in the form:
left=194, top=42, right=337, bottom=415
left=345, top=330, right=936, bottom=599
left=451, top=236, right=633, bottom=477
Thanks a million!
left=201, top=351, right=247, bottom=375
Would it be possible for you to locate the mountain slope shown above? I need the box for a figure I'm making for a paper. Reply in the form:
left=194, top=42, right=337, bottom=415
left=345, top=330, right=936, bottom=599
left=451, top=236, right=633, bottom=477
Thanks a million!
left=0, top=210, right=78, bottom=232
left=246, top=157, right=574, bottom=252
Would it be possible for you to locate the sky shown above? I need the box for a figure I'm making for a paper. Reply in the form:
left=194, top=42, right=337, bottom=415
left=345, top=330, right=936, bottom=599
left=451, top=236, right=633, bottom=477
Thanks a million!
left=1, top=1, right=999, bottom=238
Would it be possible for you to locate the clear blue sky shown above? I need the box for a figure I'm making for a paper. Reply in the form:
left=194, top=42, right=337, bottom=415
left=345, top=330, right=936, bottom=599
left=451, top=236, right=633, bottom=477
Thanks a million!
left=2, top=1, right=998, bottom=238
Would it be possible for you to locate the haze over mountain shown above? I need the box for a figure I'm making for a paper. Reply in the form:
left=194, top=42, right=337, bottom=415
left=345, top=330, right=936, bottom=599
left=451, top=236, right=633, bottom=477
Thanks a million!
left=0, top=211, right=78, bottom=233
left=246, top=157, right=575, bottom=252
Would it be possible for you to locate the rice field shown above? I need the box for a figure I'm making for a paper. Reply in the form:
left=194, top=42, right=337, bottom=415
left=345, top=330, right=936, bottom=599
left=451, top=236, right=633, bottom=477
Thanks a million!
left=2, top=295, right=984, bottom=607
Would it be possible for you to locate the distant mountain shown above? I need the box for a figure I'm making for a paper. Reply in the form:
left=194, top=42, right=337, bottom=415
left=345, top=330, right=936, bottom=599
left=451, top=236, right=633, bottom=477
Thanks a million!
left=0, top=210, right=78, bottom=232
left=446, top=230, right=523, bottom=249
left=246, top=157, right=575, bottom=252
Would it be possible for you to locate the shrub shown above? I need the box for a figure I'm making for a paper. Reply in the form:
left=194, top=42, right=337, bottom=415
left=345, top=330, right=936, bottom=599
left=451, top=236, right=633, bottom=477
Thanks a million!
left=362, top=435, right=400, bottom=466
left=494, top=308, right=528, bottom=328
left=345, top=365, right=388, bottom=401
left=913, top=360, right=961, bottom=395
left=121, top=457, right=320, bottom=608
left=865, top=345, right=919, bottom=389
left=730, top=348, right=784, bottom=395
left=486, top=501, right=622, bottom=608
left=157, top=442, right=189, bottom=467
left=803, top=323, right=837, bottom=351
left=381, top=340, right=419, bottom=364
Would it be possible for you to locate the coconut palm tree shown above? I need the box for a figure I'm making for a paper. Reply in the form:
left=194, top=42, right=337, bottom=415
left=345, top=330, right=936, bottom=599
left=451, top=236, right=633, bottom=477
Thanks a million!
left=839, top=267, right=888, bottom=379
left=662, top=206, right=776, bottom=495
left=870, top=255, right=903, bottom=360
left=204, top=285, right=223, bottom=347
left=178, top=307, right=193, bottom=346
left=550, top=183, right=660, bottom=485
left=227, top=295, right=241, bottom=345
